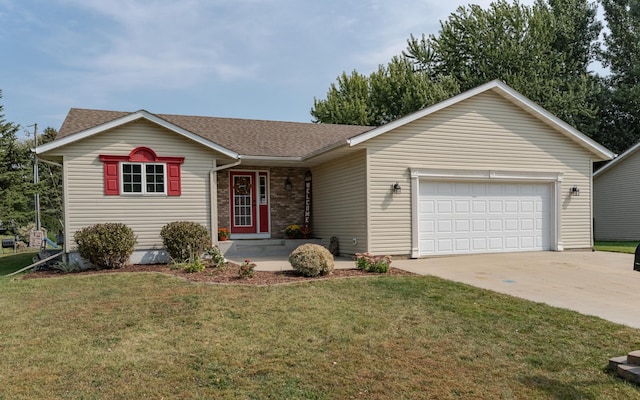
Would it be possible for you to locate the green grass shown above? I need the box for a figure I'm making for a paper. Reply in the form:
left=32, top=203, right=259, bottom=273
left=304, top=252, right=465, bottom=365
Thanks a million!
left=0, top=251, right=39, bottom=275
left=0, top=273, right=639, bottom=399
left=595, top=241, right=640, bottom=254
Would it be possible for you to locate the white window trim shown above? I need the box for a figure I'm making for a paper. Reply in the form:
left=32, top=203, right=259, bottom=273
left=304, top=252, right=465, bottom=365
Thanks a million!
left=120, top=162, right=168, bottom=196
left=409, top=168, right=564, bottom=258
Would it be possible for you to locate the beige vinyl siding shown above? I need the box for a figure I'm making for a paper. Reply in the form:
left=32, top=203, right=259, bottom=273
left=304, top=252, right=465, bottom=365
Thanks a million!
left=312, top=150, right=368, bottom=255
left=362, top=91, right=594, bottom=255
left=594, top=150, right=640, bottom=240
left=47, top=120, right=217, bottom=251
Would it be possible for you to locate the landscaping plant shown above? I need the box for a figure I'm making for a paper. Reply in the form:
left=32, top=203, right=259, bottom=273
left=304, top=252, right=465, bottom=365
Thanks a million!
left=205, top=246, right=226, bottom=269
left=160, top=221, right=210, bottom=262
left=172, top=254, right=206, bottom=273
left=355, top=252, right=392, bottom=273
left=73, top=223, right=136, bottom=269
left=238, top=259, right=255, bottom=279
left=288, top=243, right=334, bottom=277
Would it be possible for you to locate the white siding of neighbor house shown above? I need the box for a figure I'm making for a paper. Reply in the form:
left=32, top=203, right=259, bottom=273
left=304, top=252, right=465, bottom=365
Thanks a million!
left=594, top=150, right=640, bottom=241
left=312, top=150, right=368, bottom=255
left=46, top=120, right=218, bottom=252
left=359, top=91, right=595, bottom=255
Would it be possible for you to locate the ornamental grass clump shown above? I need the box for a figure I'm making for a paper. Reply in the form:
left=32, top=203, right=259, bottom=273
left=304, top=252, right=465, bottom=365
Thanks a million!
left=74, top=223, right=136, bottom=269
left=160, top=221, right=210, bottom=263
left=288, top=243, right=335, bottom=277
left=355, top=252, right=392, bottom=273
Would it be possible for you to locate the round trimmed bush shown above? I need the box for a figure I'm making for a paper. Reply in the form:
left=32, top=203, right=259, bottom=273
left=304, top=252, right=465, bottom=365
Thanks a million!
left=74, top=223, right=136, bottom=269
left=160, top=221, right=210, bottom=262
left=288, top=243, right=335, bottom=277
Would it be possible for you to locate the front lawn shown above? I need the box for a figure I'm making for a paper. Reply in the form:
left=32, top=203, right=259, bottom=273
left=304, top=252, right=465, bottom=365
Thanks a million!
left=0, top=251, right=39, bottom=275
left=595, top=241, right=640, bottom=254
left=0, top=273, right=639, bottom=399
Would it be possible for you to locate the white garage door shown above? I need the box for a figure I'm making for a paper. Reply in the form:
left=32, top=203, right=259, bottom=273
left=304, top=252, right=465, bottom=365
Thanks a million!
left=419, top=181, right=551, bottom=256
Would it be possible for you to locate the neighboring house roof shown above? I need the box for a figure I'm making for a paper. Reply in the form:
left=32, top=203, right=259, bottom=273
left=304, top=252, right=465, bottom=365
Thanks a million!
left=593, top=139, right=640, bottom=178
left=36, top=80, right=614, bottom=161
left=39, top=108, right=373, bottom=159
left=348, top=80, right=615, bottom=161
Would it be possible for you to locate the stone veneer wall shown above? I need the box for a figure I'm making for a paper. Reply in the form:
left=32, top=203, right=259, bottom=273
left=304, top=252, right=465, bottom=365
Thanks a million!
left=217, top=166, right=309, bottom=238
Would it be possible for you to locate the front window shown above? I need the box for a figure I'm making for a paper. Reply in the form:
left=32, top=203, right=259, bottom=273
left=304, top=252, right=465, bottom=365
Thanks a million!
left=122, top=162, right=165, bottom=194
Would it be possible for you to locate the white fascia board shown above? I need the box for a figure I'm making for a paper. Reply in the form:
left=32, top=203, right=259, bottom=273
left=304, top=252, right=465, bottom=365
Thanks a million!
left=493, top=83, right=616, bottom=161
left=238, top=155, right=302, bottom=162
left=347, top=79, right=616, bottom=161
left=348, top=81, right=500, bottom=147
left=35, top=110, right=239, bottom=159
left=593, top=140, right=640, bottom=178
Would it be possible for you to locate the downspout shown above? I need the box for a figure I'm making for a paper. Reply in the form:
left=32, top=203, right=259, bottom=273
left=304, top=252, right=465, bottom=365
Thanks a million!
left=210, top=159, right=242, bottom=246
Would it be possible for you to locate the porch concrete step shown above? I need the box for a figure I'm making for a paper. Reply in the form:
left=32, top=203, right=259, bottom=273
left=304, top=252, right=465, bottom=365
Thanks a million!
left=221, top=239, right=322, bottom=258
left=608, top=356, right=628, bottom=371
left=618, top=364, right=640, bottom=384
left=609, top=350, right=640, bottom=385
left=628, top=350, right=640, bottom=365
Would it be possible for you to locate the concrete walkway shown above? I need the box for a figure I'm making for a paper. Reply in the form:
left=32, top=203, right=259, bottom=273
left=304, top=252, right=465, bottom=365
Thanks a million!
left=244, top=251, right=640, bottom=329
left=393, top=251, right=640, bottom=329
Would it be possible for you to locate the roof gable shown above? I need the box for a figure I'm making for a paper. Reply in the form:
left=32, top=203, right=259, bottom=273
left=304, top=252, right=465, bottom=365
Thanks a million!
left=347, top=80, right=615, bottom=161
left=37, top=109, right=240, bottom=159
left=594, top=140, right=640, bottom=178
left=38, top=108, right=373, bottom=159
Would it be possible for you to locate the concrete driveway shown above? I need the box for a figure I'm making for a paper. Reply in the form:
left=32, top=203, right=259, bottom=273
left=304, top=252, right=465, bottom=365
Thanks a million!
left=393, top=251, right=640, bottom=329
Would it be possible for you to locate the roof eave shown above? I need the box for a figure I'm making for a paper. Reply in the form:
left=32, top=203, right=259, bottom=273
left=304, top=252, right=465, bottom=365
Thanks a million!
left=593, top=141, right=639, bottom=178
left=35, top=110, right=239, bottom=160
left=347, top=80, right=616, bottom=161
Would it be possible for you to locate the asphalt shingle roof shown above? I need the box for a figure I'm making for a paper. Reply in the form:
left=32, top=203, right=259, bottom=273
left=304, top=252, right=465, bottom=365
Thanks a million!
left=58, top=108, right=374, bottom=158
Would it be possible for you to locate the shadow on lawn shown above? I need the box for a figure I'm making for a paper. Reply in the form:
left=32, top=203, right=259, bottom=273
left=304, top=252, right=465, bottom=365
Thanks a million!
left=522, top=374, right=613, bottom=399
left=0, top=251, right=39, bottom=276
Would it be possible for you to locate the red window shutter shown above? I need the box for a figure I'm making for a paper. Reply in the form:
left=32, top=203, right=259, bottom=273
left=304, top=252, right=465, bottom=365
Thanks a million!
left=167, top=162, right=181, bottom=196
left=103, top=161, right=119, bottom=195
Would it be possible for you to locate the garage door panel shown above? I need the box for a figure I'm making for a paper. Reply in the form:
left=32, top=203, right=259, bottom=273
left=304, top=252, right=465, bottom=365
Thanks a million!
left=420, top=199, right=435, bottom=213
left=472, top=237, right=487, bottom=250
left=419, top=182, right=551, bottom=256
left=488, top=219, right=502, bottom=231
left=437, top=220, right=452, bottom=232
left=455, top=219, right=470, bottom=232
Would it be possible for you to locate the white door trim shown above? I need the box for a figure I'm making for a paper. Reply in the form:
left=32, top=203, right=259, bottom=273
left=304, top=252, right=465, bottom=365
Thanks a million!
left=410, top=168, right=564, bottom=258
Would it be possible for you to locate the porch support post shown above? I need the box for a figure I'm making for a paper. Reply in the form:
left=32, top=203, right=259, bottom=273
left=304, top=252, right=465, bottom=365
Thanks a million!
left=210, top=165, right=218, bottom=247
left=210, top=159, right=242, bottom=247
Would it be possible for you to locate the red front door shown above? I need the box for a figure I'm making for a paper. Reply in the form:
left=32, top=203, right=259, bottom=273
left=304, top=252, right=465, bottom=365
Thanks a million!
left=230, top=171, right=269, bottom=235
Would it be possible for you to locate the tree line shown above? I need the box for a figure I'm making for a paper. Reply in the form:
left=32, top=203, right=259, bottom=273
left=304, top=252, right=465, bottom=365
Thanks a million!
left=311, top=0, right=640, bottom=155
left=0, top=90, right=62, bottom=238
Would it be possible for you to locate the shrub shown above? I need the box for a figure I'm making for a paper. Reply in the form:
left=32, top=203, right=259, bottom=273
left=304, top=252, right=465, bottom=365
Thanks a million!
left=355, top=252, right=391, bottom=273
left=288, top=243, right=335, bottom=277
left=238, top=259, right=255, bottom=279
left=160, top=221, right=210, bottom=262
left=74, top=223, right=136, bottom=269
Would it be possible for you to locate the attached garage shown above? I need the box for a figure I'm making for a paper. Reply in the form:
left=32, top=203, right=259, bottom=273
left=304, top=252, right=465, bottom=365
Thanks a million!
left=410, top=169, right=563, bottom=257
left=418, top=181, right=551, bottom=256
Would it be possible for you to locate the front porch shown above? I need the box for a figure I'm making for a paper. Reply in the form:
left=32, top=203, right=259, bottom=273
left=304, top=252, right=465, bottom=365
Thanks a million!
left=219, top=238, right=322, bottom=259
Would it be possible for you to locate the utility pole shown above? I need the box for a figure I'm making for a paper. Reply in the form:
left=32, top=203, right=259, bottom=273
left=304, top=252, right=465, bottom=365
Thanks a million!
left=32, top=124, right=40, bottom=231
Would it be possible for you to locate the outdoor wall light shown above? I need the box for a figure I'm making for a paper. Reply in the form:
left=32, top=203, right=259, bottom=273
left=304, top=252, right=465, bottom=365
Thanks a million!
left=284, top=177, right=292, bottom=191
left=392, top=182, right=402, bottom=194
left=570, top=186, right=580, bottom=196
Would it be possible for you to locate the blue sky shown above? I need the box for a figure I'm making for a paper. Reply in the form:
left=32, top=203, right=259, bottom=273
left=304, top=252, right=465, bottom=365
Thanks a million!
left=2, top=0, right=532, bottom=136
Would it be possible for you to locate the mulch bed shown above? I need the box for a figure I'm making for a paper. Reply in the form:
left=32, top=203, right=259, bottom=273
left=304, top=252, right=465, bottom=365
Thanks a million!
left=23, top=262, right=415, bottom=285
